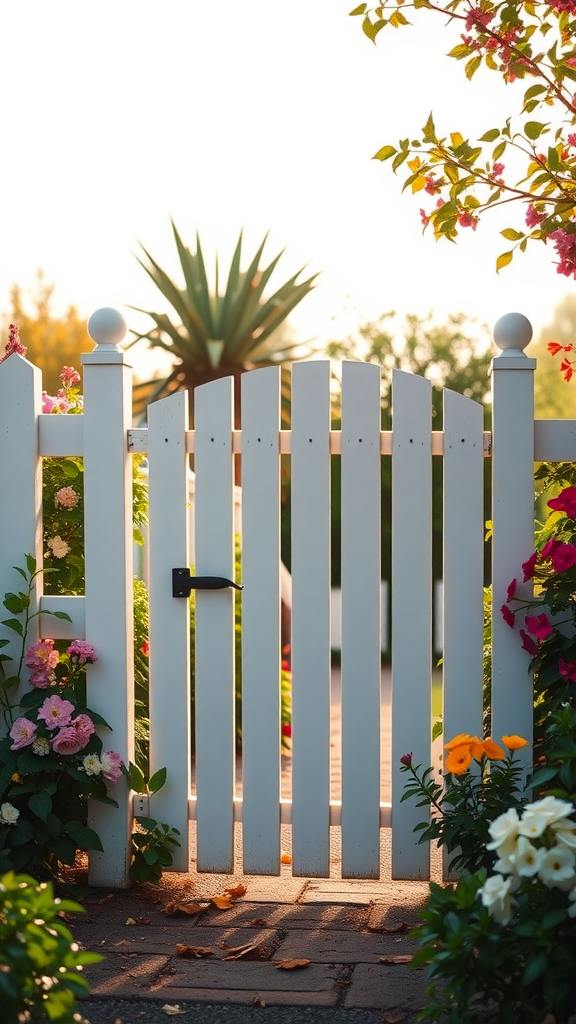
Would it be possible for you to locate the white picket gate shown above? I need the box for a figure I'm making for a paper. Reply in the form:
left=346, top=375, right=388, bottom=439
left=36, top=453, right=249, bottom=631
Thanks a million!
left=2, top=307, right=574, bottom=888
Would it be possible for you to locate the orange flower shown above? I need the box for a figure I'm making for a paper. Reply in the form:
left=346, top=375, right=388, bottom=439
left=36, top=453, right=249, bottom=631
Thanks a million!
left=445, top=733, right=478, bottom=751
left=501, top=735, right=528, bottom=751
left=481, top=738, right=505, bottom=760
left=444, top=744, right=473, bottom=774
left=469, top=738, right=485, bottom=760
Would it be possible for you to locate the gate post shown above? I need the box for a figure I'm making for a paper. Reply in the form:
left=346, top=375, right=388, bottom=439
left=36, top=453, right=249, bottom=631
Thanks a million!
left=82, top=308, right=134, bottom=888
left=490, top=313, right=535, bottom=771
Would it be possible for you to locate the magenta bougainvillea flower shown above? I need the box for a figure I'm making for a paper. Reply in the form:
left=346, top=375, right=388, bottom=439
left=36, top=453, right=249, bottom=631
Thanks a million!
left=506, top=578, right=517, bottom=602
left=501, top=604, right=515, bottom=628
left=541, top=538, right=563, bottom=561
left=558, top=658, right=576, bottom=683
left=548, top=486, right=576, bottom=518
left=525, top=614, right=554, bottom=640
left=550, top=543, right=576, bottom=573
left=520, top=630, right=539, bottom=657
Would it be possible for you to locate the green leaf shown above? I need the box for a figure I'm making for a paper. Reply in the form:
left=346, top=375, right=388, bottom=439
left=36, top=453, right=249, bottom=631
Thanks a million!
left=432, top=720, right=443, bottom=741
left=24, top=554, right=36, bottom=575
left=3, top=594, right=24, bottom=615
left=1, top=618, right=23, bottom=636
left=135, top=816, right=158, bottom=831
left=127, top=761, right=146, bottom=793
left=524, top=121, right=546, bottom=140
left=51, top=610, right=73, bottom=621
left=373, top=145, right=397, bottom=162
left=479, top=128, right=500, bottom=142
left=148, top=767, right=167, bottom=794
left=349, top=2, right=367, bottom=13
left=422, top=112, right=436, bottom=143
left=1, top=676, right=20, bottom=690
left=465, top=55, right=482, bottom=80
left=523, top=951, right=548, bottom=985
left=492, top=141, right=506, bottom=162
left=501, top=228, right=524, bottom=241
left=61, top=460, right=80, bottom=479
left=496, top=250, right=513, bottom=273
left=64, top=824, right=104, bottom=851
left=29, top=790, right=52, bottom=822
left=523, top=83, right=547, bottom=101
left=143, top=847, right=159, bottom=865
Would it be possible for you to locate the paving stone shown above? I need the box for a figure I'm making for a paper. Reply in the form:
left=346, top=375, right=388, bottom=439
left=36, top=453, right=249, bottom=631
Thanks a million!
left=344, top=963, right=428, bottom=1010
left=366, top=885, right=430, bottom=932
left=149, top=987, right=339, bottom=1006
left=74, top=924, right=282, bottom=957
left=82, top=954, right=170, bottom=996
left=150, top=959, right=342, bottom=996
left=273, top=929, right=416, bottom=964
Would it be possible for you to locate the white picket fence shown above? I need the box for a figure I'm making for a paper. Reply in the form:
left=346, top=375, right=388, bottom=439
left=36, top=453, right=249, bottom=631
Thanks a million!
left=2, top=307, right=574, bottom=888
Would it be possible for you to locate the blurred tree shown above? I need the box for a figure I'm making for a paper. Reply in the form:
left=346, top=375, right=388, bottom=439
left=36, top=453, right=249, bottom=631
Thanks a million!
left=528, top=295, right=576, bottom=418
left=4, top=272, right=91, bottom=393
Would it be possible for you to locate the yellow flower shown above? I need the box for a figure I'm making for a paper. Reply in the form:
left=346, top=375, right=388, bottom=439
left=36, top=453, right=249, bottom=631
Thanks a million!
left=11, top=772, right=22, bottom=784
left=482, top=738, right=506, bottom=761
left=501, top=735, right=528, bottom=751
left=445, top=744, right=473, bottom=774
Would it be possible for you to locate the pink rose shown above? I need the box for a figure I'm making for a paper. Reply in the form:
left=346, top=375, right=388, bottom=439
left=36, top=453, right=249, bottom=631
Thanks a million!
left=70, top=714, right=95, bottom=738
left=67, top=641, right=97, bottom=665
left=25, top=640, right=59, bottom=672
left=51, top=727, right=89, bottom=755
left=29, top=669, right=56, bottom=689
left=9, top=717, right=37, bottom=750
left=100, top=750, right=122, bottom=787
left=37, top=695, right=74, bottom=730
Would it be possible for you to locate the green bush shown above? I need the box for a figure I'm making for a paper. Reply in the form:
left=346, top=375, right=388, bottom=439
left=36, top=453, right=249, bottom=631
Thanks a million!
left=0, top=870, right=102, bottom=1024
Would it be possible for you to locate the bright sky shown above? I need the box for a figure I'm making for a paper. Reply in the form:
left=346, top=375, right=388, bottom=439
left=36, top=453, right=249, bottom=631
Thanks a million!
left=1, top=0, right=572, bottom=374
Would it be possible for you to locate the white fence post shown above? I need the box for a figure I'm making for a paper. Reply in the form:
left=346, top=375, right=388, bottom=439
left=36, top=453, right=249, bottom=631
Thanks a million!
left=82, top=308, right=134, bottom=888
left=491, top=313, right=536, bottom=769
left=0, top=353, right=43, bottom=724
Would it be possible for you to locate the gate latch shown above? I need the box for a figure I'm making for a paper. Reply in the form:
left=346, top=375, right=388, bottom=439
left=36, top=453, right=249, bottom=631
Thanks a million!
left=172, top=567, right=244, bottom=598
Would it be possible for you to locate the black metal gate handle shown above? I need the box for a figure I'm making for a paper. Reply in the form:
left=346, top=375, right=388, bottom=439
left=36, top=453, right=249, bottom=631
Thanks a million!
left=172, top=567, right=244, bottom=598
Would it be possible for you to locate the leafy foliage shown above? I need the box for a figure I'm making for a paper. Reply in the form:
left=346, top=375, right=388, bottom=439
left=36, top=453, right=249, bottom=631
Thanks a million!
left=129, top=222, right=318, bottom=424
left=352, top=2, right=576, bottom=276
left=124, top=763, right=181, bottom=884
left=0, top=870, right=102, bottom=1024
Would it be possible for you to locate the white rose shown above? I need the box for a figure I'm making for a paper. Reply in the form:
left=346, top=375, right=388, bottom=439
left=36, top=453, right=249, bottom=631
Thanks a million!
left=478, top=873, right=514, bottom=926
left=538, top=846, right=576, bottom=887
left=82, top=754, right=102, bottom=776
left=486, top=808, right=520, bottom=851
left=511, top=836, right=544, bottom=878
left=48, top=536, right=70, bottom=559
left=0, top=802, right=20, bottom=825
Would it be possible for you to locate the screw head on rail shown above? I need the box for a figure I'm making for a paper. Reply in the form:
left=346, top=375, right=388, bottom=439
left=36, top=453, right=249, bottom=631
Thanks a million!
left=493, top=312, right=533, bottom=354
left=87, top=307, right=128, bottom=350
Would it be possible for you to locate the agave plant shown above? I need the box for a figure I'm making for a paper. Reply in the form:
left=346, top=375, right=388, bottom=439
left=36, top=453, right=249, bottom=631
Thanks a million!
left=129, top=222, right=319, bottom=426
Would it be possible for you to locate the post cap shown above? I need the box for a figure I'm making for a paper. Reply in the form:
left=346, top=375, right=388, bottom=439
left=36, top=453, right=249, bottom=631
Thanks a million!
left=87, top=307, right=128, bottom=350
left=493, top=312, right=533, bottom=354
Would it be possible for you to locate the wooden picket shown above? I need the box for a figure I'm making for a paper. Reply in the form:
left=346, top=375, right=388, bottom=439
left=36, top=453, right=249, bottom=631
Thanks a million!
left=0, top=308, right=549, bottom=886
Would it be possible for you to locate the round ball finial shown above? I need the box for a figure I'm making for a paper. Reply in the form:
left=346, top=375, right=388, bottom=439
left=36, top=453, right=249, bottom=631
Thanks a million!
left=493, top=312, right=533, bottom=354
left=87, top=307, right=128, bottom=350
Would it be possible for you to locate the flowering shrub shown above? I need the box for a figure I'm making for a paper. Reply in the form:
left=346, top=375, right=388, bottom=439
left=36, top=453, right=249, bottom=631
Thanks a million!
left=352, top=2, right=576, bottom=277
left=0, top=558, right=122, bottom=879
left=411, top=797, right=576, bottom=1023
left=400, top=733, right=527, bottom=874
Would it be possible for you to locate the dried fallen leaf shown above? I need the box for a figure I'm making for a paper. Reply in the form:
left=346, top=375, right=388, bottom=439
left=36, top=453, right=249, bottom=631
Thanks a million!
left=253, top=995, right=266, bottom=1007
left=274, top=958, right=311, bottom=970
left=224, top=883, right=247, bottom=898
left=212, top=895, right=233, bottom=910
left=163, top=901, right=210, bottom=916
left=125, top=917, right=136, bottom=925
left=221, top=940, right=269, bottom=961
left=175, top=944, right=213, bottom=959
left=280, top=852, right=292, bottom=864
left=369, top=922, right=410, bottom=934
left=379, top=955, right=413, bottom=965
left=250, top=918, right=268, bottom=927
left=382, top=1014, right=405, bottom=1023
left=96, top=893, right=114, bottom=905
left=161, top=1005, right=187, bottom=1016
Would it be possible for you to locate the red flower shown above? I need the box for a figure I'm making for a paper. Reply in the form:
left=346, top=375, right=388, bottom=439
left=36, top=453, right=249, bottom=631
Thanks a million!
left=506, top=578, right=517, bottom=602
left=550, top=544, right=576, bottom=573
left=547, top=487, right=576, bottom=519
left=541, top=538, right=563, bottom=561
left=559, top=658, right=576, bottom=683
left=548, top=341, right=564, bottom=357
left=520, top=630, right=539, bottom=657
left=525, top=613, right=553, bottom=640
left=281, top=660, right=289, bottom=671
left=281, top=723, right=292, bottom=737
left=140, top=641, right=150, bottom=657
left=400, top=752, right=413, bottom=767
left=521, top=551, right=539, bottom=582
left=501, top=604, right=515, bottom=628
